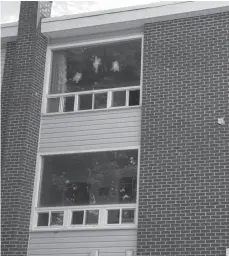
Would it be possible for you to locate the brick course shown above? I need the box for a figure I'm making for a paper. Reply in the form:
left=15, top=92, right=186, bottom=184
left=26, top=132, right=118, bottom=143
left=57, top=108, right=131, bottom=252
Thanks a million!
left=138, top=11, right=229, bottom=256
left=1, top=2, right=49, bottom=255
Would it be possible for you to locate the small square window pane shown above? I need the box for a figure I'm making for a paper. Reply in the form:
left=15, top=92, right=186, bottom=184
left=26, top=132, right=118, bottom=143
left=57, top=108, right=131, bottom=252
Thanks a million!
left=37, top=212, right=49, bottom=226
left=122, top=209, right=135, bottom=223
left=71, top=211, right=84, bottom=225
left=94, top=93, right=107, bottom=109
left=47, top=98, right=60, bottom=113
left=50, top=212, right=64, bottom=226
left=112, top=91, right=126, bottom=107
left=129, top=90, right=140, bottom=106
left=79, top=94, right=92, bottom=110
left=63, top=96, right=75, bottom=112
left=107, top=209, right=120, bottom=224
left=85, top=210, right=99, bottom=225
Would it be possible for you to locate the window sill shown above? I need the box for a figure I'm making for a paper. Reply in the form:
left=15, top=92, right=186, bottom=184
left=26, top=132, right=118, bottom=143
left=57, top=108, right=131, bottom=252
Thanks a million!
left=42, top=105, right=141, bottom=117
left=30, top=224, right=137, bottom=233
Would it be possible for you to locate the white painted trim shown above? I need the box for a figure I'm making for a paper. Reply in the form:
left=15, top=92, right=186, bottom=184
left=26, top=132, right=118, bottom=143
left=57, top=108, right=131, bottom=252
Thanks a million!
left=49, top=33, right=142, bottom=50
left=42, top=34, right=143, bottom=115
left=41, top=47, right=52, bottom=114
left=126, top=90, right=129, bottom=107
left=140, top=34, right=144, bottom=106
left=41, top=2, right=229, bottom=40
left=46, top=86, right=140, bottom=114
left=47, top=85, right=140, bottom=98
left=31, top=224, right=137, bottom=232
left=30, top=154, right=43, bottom=230
left=2, top=2, right=229, bottom=43
left=31, top=147, right=140, bottom=231
left=36, top=203, right=136, bottom=212
left=33, top=204, right=137, bottom=231
left=39, top=145, right=140, bottom=156
left=43, top=2, right=180, bottom=23
left=1, top=22, right=18, bottom=45
left=29, top=48, right=53, bottom=228
left=136, top=143, right=141, bottom=227
left=43, top=104, right=141, bottom=116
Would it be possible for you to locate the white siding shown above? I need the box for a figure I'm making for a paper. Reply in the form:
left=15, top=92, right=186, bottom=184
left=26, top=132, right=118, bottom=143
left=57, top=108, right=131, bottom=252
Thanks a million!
left=28, top=229, right=137, bottom=256
left=1, top=48, right=6, bottom=82
left=39, top=107, right=141, bottom=153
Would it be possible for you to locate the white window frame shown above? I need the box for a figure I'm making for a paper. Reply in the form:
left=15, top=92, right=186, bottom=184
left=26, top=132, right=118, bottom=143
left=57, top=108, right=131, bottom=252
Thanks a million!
left=30, top=147, right=140, bottom=231
left=41, top=34, right=143, bottom=115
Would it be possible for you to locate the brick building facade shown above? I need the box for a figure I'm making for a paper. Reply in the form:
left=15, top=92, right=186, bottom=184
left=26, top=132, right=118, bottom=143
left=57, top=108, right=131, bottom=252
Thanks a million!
left=1, top=2, right=228, bottom=256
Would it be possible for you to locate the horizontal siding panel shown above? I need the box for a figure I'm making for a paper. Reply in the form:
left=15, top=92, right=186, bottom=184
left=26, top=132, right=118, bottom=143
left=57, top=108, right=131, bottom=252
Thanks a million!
left=28, top=241, right=136, bottom=249
left=28, top=235, right=136, bottom=244
left=39, top=138, right=139, bottom=150
left=41, top=120, right=139, bottom=134
left=41, top=126, right=139, bottom=138
left=39, top=107, right=141, bottom=153
left=39, top=141, right=139, bottom=153
left=1, top=48, right=6, bottom=82
left=28, top=247, right=135, bottom=255
left=40, top=131, right=139, bottom=144
left=28, top=229, right=137, bottom=256
left=30, top=229, right=136, bottom=238
left=41, top=108, right=140, bottom=124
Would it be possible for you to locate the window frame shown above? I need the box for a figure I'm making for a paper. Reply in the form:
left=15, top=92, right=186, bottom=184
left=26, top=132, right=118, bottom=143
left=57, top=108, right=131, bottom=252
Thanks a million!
left=30, top=147, right=140, bottom=231
left=42, top=34, right=143, bottom=115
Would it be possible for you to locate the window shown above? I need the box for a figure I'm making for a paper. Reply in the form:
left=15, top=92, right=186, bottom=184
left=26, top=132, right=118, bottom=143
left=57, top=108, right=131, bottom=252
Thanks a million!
left=34, top=149, right=138, bottom=229
left=46, top=38, right=141, bottom=113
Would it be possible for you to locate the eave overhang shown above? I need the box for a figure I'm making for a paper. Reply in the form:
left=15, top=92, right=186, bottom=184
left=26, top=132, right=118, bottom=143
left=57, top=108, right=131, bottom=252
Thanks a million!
left=1, top=1, right=229, bottom=44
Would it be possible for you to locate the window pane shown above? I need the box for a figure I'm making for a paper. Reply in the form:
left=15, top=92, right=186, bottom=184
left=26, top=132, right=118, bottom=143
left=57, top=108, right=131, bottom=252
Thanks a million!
left=49, top=40, right=141, bottom=94
left=119, top=177, right=137, bottom=203
left=71, top=211, right=84, bottom=225
left=63, top=96, right=75, bottom=112
left=94, top=93, right=107, bottom=109
left=47, top=98, right=59, bottom=113
left=39, top=150, right=138, bottom=207
left=37, top=212, right=49, bottom=226
left=85, top=210, right=99, bottom=225
left=129, top=90, right=140, bottom=106
left=107, top=209, right=120, bottom=224
left=50, top=212, right=64, bottom=226
left=78, top=94, right=92, bottom=110
left=112, top=91, right=126, bottom=107
left=122, top=209, right=135, bottom=223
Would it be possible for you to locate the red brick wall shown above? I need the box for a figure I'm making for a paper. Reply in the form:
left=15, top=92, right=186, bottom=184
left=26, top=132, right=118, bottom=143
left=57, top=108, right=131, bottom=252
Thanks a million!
left=138, top=11, right=229, bottom=256
left=1, top=2, right=50, bottom=255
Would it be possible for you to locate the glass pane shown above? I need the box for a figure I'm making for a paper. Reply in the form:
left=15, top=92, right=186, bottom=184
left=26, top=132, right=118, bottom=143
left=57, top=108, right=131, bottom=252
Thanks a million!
left=50, top=51, right=68, bottom=94
left=71, top=211, right=84, bottom=225
left=119, top=177, right=137, bottom=203
left=63, top=96, right=75, bottom=112
left=112, top=91, right=126, bottom=107
left=122, top=209, right=135, bottom=223
left=129, top=90, right=140, bottom=106
left=47, top=98, right=59, bottom=113
left=50, top=212, right=64, bottom=226
left=107, top=209, right=120, bottom=224
left=39, top=150, right=138, bottom=207
left=49, top=40, right=141, bottom=94
left=85, top=210, right=99, bottom=225
left=78, top=94, right=92, bottom=110
left=94, top=93, right=107, bottom=109
left=37, top=212, right=49, bottom=226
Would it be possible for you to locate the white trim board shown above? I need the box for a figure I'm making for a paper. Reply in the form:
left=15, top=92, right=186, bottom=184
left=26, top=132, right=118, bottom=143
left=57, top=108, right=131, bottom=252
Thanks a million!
left=41, top=33, right=143, bottom=114
left=1, top=2, right=228, bottom=43
left=41, top=2, right=229, bottom=40
left=30, top=146, right=140, bottom=231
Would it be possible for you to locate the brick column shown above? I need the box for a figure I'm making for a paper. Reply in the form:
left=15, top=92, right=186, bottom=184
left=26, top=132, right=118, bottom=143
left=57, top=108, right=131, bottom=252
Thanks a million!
left=138, top=12, right=229, bottom=256
left=1, top=2, right=51, bottom=255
